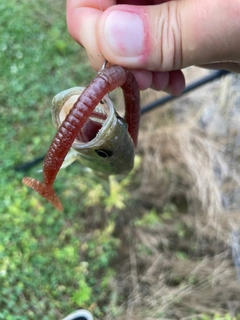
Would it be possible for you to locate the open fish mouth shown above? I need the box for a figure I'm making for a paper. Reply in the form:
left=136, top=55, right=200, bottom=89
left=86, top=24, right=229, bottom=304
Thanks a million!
left=76, top=100, right=109, bottom=143
left=52, top=87, right=116, bottom=147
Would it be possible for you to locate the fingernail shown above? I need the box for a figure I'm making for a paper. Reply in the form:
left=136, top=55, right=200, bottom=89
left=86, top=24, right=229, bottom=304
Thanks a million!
left=103, top=10, right=145, bottom=57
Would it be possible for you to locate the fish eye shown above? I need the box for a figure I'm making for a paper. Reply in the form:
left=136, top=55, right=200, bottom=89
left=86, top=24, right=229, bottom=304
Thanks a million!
left=94, top=149, right=113, bottom=158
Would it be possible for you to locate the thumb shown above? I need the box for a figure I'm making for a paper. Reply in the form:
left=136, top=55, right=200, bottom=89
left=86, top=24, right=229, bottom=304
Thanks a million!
left=97, top=1, right=240, bottom=71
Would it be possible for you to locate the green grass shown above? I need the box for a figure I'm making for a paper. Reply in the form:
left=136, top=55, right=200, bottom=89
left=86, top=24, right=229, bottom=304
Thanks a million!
left=0, top=0, right=122, bottom=318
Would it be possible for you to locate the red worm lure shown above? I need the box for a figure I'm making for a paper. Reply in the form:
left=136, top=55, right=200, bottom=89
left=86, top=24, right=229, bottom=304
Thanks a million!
left=22, top=65, right=140, bottom=211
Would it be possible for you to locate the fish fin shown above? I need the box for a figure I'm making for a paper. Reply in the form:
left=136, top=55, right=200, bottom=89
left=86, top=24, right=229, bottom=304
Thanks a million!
left=22, top=177, right=63, bottom=211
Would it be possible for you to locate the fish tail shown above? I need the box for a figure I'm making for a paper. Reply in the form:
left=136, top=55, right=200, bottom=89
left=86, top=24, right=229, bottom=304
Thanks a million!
left=22, top=177, right=63, bottom=211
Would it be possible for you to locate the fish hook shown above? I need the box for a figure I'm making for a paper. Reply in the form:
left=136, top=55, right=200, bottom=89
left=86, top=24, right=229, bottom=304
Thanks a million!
left=99, top=59, right=108, bottom=72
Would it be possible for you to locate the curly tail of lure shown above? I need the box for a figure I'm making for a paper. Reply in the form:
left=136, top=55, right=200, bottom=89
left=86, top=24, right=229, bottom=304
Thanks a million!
left=22, top=65, right=140, bottom=211
left=22, top=177, right=63, bottom=211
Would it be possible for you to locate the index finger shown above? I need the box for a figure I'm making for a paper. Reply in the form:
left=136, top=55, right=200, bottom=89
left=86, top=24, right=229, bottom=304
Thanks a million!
left=66, top=0, right=116, bottom=69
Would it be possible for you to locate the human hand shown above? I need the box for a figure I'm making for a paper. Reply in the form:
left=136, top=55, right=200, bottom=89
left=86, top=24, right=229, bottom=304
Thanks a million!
left=66, top=0, right=240, bottom=95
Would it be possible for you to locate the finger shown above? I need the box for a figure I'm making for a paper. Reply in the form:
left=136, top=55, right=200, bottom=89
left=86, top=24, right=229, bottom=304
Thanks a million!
left=66, top=0, right=112, bottom=44
left=66, top=0, right=172, bottom=71
left=165, top=70, right=185, bottom=96
left=134, top=70, right=170, bottom=92
left=131, top=69, right=185, bottom=95
left=97, top=1, right=240, bottom=71
left=151, top=71, right=169, bottom=91
left=66, top=0, right=115, bottom=69
left=130, top=69, right=153, bottom=90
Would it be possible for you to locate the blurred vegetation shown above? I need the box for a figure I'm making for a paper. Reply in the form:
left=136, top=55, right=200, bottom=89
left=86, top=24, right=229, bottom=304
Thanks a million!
left=0, top=0, right=120, bottom=318
left=1, top=0, right=240, bottom=319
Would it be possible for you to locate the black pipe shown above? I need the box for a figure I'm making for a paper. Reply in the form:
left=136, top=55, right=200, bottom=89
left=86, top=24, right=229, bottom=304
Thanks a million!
left=141, top=70, right=230, bottom=115
left=15, top=155, right=45, bottom=172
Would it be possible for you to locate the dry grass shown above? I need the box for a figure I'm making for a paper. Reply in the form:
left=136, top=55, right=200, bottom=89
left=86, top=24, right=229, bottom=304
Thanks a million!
left=106, top=67, right=240, bottom=319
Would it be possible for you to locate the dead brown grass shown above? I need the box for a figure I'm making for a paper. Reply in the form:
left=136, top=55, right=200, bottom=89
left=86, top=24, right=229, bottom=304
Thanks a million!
left=106, top=67, right=240, bottom=319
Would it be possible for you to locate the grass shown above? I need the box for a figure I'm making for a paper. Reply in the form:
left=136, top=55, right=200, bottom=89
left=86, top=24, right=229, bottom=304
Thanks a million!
left=0, top=0, right=113, bottom=318
left=1, top=0, right=240, bottom=319
left=0, top=2, right=140, bottom=318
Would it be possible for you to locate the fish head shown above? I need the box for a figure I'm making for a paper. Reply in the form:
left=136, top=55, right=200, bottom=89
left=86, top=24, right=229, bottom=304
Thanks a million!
left=52, top=87, right=135, bottom=176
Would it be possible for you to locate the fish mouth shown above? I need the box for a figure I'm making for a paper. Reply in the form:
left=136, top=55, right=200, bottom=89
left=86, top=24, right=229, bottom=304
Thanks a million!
left=76, top=101, right=108, bottom=142
left=56, top=92, right=116, bottom=147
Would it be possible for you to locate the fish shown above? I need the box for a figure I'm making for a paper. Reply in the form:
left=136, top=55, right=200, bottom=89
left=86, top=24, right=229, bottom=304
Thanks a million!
left=51, top=86, right=135, bottom=176
left=22, top=65, right=140, bottom=211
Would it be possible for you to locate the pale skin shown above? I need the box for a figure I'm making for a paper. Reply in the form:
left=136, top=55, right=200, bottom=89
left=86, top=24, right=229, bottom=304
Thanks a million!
left=66, top=0, right=240, bottom=95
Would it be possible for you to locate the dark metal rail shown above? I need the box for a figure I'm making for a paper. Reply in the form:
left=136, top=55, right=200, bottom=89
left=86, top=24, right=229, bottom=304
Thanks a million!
left=141, top=70, right=230, bottom=115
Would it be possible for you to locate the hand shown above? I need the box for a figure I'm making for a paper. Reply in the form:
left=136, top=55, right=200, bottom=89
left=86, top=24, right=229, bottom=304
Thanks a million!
left=66, top=0, right=240, bottom=95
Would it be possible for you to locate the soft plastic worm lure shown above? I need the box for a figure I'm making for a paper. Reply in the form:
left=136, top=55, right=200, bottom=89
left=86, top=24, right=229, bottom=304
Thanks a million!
left=23, top=65, right=140, bottom=211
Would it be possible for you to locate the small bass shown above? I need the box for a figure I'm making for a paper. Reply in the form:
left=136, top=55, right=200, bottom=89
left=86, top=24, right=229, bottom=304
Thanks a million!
left=52, top=87, right=134, bottom=175
left=23, top=66, right=140, bottom=211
